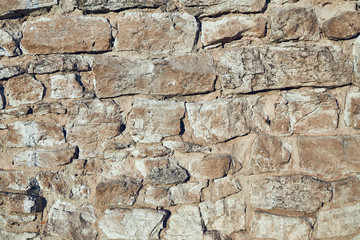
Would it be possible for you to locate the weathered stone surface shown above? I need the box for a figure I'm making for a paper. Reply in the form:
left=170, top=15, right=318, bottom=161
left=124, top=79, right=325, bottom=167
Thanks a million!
left=96, top=176, right=142, bottom=206
left=249, top=212, right=313, bottom=239
left=93, top=53, right=215, bottom=98
left=5, top=75, right=44, bottom=106
left=0, top=63, right=25, bottom=80
left=246, top=135, right=291, bottom=174
left=201, top=15, right=266, bottom=46
left=21, top=16, right=111, bottom=54
left=180, top=0, right=267, bottom=17
left=270, top=7, right=319, bottom=42
left=212, top=46, right=353, bottom=93
left=331, top=175, right=360, bottom=206
left=0, top=30, right=20, bottom=57
left=162, top=141, right=211, bottom=153
left=345, top=93, right=360, bottom=128
left=298, top=136, right=360, bottom=177
left=249, top=175, right=332, bottom=214
left=76, top=0, right=167, bottom=11
left=46, top=200, right=97, bottom=240
left=0, top=171, right=26, bottom=190
left=131, top=146, right=171, bottom=158
left=0, top=0, right=57, bottom=17
left=321, top=11, right=360, bottom=40
left=128, top=99, right=185, bottom=143
left=189, top=154, right=231, bottom=180
left=135, top=157, right=189, bottom=185
left=202, top=175, right=242, bottom=201
left=116, top=12, right=197, bottom=54
left=0, top=231, right=38, bottom=240
left=7, top=121, right=65, bottom=148
left=187, top=99, right=249, bottom=143
left=165, top=205, right=203, bottom=240
left=99, top=208, right=167, bottom=240
left=140, top=186, right=171, bottom=207
left=32, top=103, right=67, bottom=115
left=13, top=147, right=76, bottom=168
left=200, top=192, right=246, bottom=235
left=316, top=202, right=360, bottom=238
left=169, top=181, right=207, bottom=205
left=28, top=54, right=92, bottom=74
left=50, top=73, right=84, bottom=99
left=0, top=192, right=45, bottom=213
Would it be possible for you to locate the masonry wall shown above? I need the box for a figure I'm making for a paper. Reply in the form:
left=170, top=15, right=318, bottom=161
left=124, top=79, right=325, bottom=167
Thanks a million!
left=0, top=0, right=360, bottom=239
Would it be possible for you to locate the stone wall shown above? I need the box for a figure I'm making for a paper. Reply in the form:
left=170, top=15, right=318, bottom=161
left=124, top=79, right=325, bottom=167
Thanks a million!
left=0, top=0, right=359, bottom=239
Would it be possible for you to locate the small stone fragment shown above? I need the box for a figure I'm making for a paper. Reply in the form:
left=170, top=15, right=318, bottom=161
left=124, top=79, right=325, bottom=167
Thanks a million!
left=0, top=0, right=57, bottom=18
left=344, top=93, right=360, bottom=128
left=321, top=11, right=360, bottom=40
left=162, top=141, right=212, bottom=153
left=0, top=30, right=20, bottom=57
left=76, top=0, right=167, bottom=11
left=50, top=73, right=84, bottom=99
left=131, top=146, right=171, bottom=158
left=189, top=154, right=231, bottom=180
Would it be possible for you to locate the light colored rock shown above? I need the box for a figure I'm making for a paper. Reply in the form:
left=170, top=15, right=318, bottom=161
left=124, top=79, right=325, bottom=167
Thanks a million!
left=31, top=103, right=67, bottom=115
left=13, top=147, right=77, bottom=168
left=50, top=73, right=84, bottom=99
left=96, top=176, right=142, bottom=206
left=249, top=212, right=313, bottom=239
left=201, top=15, right=266, bottom=46
left=0, top=231, right=38, bottom=240
left=0, top=63, right=25, bottom=80
left=0, top=170, right=26, bottom=190
left=140, top=186, right=171, bottom=207
left=21, top=16, right=112, bottom=54
left=202, top=175, right=242, bottom=201
left=7, top=121, right=65, bottom=148
left=249, top=175, right=332, bottom=214
left=316, top=202, right=360, bottom=238
left=0, top=0, right=57, bottom=17
left=189, top=154, right=231, bottom=180
left=270, top=7, right=319, bottom=42
left=165, top=205, right=203, bottom=240
left=247, top=135, right=291, bottom=174
left=99, top=208, right=167, bottom=240
left=169, top=181, right=207, bottom=205
left=162, top=141, right=211, bottom=153
left=344, top=93, right=360, bottom=128
left=187, top=98, right=249, bottom=143
left=321, top=11, right=360, bottom=40
left=0, top=30, right=20, bottom=57
left=128, top=99, right=185, bottom=143
left=93, top=53, right=215, bottom=98
left=77, top=0, right=167, bottom=11
left=0, top=192, right=44, bottom=213
left=46, top=200, right=97, bottom=240
left=5, top=75, right=44, bottom=107
left=116, top=12, right=197, bottom=54
left=131, top=146, right=171, bottom=158
left=330, top=175, right=360, bottom=206
left=212, top=46, right=353, bottom=93
left=181, top=0, right=267, bottom=17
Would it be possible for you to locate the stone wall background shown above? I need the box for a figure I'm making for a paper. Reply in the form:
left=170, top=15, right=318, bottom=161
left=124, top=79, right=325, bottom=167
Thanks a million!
left=0, top=0, right=360, bottom=239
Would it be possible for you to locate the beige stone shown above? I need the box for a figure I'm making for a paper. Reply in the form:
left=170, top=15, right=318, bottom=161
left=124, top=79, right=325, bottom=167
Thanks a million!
left=321, top=11, right=360, bottom=40
left=270, top=7, right=319, bottom=42
left=7, top=121, right=65, bottom=148
left=344, top=93, right=360, bottom=128
left=5, top=75, right=44, bottom=107
left=99, top=208, right=167, bottom=240
left=93, top=53, right=215, bottom=98
left=202, top=175, right=242, bottom=201
left=162, top=141, right=211, bottom=153
left=169, top=181, right=207, bottom=205
left=0, top=192, right=45, bottom=213
left=116, top=12, right=197, bottom=54
left=0, top=30, right=20, bottom=57
left=128, top=99, right=185, bottom=143
left=50, top=73, right=84, bottom=99
left=249, top=175, right=332, bottom=215
left=331, top=175, right=360, bottom=207
left=187, top=98, right=249, bottom=143
left=77, top=0, right=167, bottom=11
left=21, top=16, right=112, bottom=54
left=96, top=176, right=142, bottom=206
left=200, top=15, right=266, bottom=46
left=189, top=154, right=231, bottom=180
left=0, top=170, right=26, bottom=190
left=140, top=186, right=171, bottom=207
left=131, top=146, right=171, bottom=158
left=32, top=103, right=67, bottom=115
left=0, top=231, right=38, bottom=240
left=0, top=62, right=25, bottom=80
left=0, top=0, right=57, bottom=17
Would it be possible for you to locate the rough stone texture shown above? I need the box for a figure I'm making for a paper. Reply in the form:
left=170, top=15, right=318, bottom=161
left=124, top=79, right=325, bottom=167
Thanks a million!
left=201, top=15, right=266, bottom=46
left=76, top=0, right=167, bottom=11
left=187, top=99, right=249, bottom=143
left=22, top=16, right=112, bottom=54
left=0, top=63, right=25, bottom=80
left=99, top=208, right=167, bottom=239
left=321, top=11, right=360, bottom=40
left=202, top=175, right=242, bottom=201
left=0, top=0, right=57, bottom=17
left=0, top=192, right=45, bottom=213
left=330, top=175, right=360, bottom=206
left=93, top=53, right=215, bottom=98
left=212, top=46, right=353, bottom=94
left=189, top=154, right=231, bottom=180
left=50, top=73, right=84, bottom=99
left=116, top=12, right=197, bottom=54
left=5, top=75, right=44, bottom=107
left=0, top=30, right=20, bottom=57
left=270, top=7, right=319, bottom=42
left=0, top=231, right=38, bottom=240
left=249, top=175, right=332, bottom=214
left=344, top=93, right=360, bottom=129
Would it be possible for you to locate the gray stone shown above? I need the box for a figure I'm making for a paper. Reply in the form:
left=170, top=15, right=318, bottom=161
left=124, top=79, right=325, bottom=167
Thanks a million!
left=76, top=0, right=167, bottom=11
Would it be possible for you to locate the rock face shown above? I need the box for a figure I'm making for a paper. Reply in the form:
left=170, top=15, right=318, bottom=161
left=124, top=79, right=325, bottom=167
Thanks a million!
left=0, top=30, right=20, bottom=57
left=76, top=0, right=167, bottom=11
left=50, top=74, right=84, bottom=99
left=0, top=0, right=57, bottom=17
left=189, top=154, right=231, bottom=180
left=321, top=11, right=360, bottom=40
left=344, top=93, right=360, bottom=129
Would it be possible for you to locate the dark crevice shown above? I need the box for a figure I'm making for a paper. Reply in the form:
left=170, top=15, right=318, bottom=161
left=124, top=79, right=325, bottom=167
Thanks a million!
left=0, top=85, right=6, bottom=109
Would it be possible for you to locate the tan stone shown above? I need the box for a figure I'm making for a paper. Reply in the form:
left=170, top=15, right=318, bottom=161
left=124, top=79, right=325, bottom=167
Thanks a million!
left=99, top=208, right=167, bottom=240
left=116, top=12, right=197, bottom=54
left=0, top=62, right=25, bottom=80
left=0, top=171, right=26, bottom=190
left=169, top=181, right=207, bottom=205
left=131, top=146, right=171, bottom=158
left=140, top=186, right=171, bottom=207
left=0, top=0, right=57, bottom=17
left=189, top=154, right=231, bottom=180
left=50, top=73, right=84, bottom=99
left=93, top=53, right=215, bottom=98
left=212, top=46, right=353, bottom=94
left=249, top=175, right=332, bottom=215
left=344, top=93, right=360, bottom=128
left=7, top=121, right=65, bottom=148
left=0, top=30, right=20, bottom=57
left=298, top=136, right=360, bottom=178
left=0, top=231, right=38, bottom=240
left=128, top=99, right=185, bottom=143
left=21, top=16, right=112, bottom=54
left=180, top=0, right=267, bottom=17
left=32, top=103, right=67, bottom=115
left=0, top=192, right=45, bottom=213
left=13, top=147, right=77, bottom=168
left=77, top=0, right=167, bottom=11
left=96, top=176, right=142, bottom=206
left=5, top=75, right=44, bottom=107
left=187, top=98, right=249, bottom=143
left=202, top=175, right=242, bottom=201
left=330, top=175, right=360, bottom=207
left=321, top=11, right=360, bottom=40
left=270, top=7, right=319, bottom=42
left=162, top=140, right=212, bottom=153
left=201, top=15, right=266, bottom=46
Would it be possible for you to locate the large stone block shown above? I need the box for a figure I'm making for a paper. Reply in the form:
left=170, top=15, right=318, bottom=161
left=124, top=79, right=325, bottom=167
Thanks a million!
left=0, top=0, right=57, bottom=18
left=321, top=11, right=360, bottom=40
left=21, top=16, right=112, bottom=54
left=76, top=0, right=167, bottom=11
left=189, top=154, right=231, bottom=180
